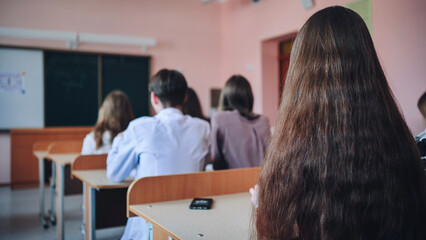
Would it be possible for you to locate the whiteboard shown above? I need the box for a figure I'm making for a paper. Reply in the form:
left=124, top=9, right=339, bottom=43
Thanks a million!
left=0, top=48, right=44, bottom=129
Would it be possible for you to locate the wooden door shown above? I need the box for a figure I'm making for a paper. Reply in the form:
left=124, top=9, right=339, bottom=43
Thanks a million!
left=278, top=39, right=295, bottom=103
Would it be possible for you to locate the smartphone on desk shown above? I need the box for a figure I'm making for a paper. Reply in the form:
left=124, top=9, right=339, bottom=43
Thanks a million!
left=189, top=198, right=213, bottom=210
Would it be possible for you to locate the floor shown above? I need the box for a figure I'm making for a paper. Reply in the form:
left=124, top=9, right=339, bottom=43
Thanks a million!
left=0, top=186, right=124, bottom=240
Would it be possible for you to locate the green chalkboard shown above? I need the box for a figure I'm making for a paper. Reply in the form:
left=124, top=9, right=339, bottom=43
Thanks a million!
left=44, top=51, right=150, bottom=127
left=44, top=51, right=99, bottom=126
left=101, top=54, right=150, bottom=118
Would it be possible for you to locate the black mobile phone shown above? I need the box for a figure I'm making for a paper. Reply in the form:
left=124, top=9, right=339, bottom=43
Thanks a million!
left=189, top=198, right=213, bottom=210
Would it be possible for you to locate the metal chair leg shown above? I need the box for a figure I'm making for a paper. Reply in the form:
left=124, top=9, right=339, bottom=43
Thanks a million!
left=81, top=183, right=86, bottom=239
left=39, top=157, right=48, bottom=229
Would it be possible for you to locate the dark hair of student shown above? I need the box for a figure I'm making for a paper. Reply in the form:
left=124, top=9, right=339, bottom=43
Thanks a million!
left=418, top=91, right=426, bottom=119
left=182, top=87, right=206, bottom=120
left=93, top=90, right=134, bottom=149
left=218, top=75, right=257, bottom=120
left=255, top=6, right=426, bottom=239
left=149, top=69, right=188, bottom=107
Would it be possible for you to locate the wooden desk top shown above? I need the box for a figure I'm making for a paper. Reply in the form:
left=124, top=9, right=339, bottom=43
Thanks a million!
left=33, top=150, right=48, bottom=159
left=129, top=192, right=253, bottom=240
left=73, top=169, right=133, bottom=189
left=48, top=153, right=80, bottom=165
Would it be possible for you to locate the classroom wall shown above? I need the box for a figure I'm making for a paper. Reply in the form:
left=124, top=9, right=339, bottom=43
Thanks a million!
left=373, top=0, right=426, bottom=135
left=218, top=0, right=426, bottom=134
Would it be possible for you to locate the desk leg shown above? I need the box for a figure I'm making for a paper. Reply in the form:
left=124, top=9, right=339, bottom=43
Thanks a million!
left=49, top=161, right=56, bottom=225
left=148, top=223, right=153, bottom=240
left=82, top=183, right=86, bottom=239
left=87, top=187, right=96, bottom=240
left=38, top=157, right=48, bottom=229
left=56, top=163, right=65, bottom=240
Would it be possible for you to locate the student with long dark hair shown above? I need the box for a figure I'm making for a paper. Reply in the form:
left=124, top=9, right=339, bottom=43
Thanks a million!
left=182, top=87, right=207, bottom=121
left=254, top=6, right=426, bottom=239
left=211, top=75, right=270, bottom=169
left=81, top=90, right=134, bottom=154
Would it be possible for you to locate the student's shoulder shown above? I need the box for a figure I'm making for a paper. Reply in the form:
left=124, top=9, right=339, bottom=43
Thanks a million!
left=257, top=114, right=270, bottom=125
left=84, top=131, right=95, bottom=140
left=211, top=110, right=237, bottom=123
left=187, top=115, right=210, bottom=128
left=252, top=114, right=271, bottom=132
left=128, top=116, right=157, bottom=129
left=213, top=110, right=236, bottom=118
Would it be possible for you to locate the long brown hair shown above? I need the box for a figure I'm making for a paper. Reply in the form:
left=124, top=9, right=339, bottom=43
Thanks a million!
left=256, top=6, right=426, bottom=239
left=93, top=90, right=134, bottom=149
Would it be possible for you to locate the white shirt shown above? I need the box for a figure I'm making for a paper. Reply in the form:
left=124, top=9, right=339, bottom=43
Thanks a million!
left=106, top=108, right=211, bottom=240
left=81, top=131, right=112, bottom=155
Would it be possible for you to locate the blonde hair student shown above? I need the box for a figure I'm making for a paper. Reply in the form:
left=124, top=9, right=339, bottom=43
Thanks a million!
left=81, top=90, right=134, bottom=154
left=254, top=6, right=426, bottom=239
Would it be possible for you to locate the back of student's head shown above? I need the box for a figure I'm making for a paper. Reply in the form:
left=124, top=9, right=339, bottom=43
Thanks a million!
left=256, top=6, right=426, bottom=239
left=182, top=87, right=205, bottom=120
left=149, top=69, right=188, bottom=107
left=94, top=90, right=134, bottom=148
left=218, top=75, right=254, bottom=118
left=418, top=92, right=426, bottom=119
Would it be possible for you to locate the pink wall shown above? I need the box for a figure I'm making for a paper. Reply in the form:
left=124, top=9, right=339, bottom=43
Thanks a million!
left=373, top=0, right=426, bottom=134
left=218, top=0, right=426, bottom=134
left=219, top=0, right=308, bottom=118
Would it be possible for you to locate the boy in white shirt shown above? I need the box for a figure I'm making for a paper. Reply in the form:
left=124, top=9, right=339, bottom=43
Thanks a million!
left=107, top=69, right=211, bottom=240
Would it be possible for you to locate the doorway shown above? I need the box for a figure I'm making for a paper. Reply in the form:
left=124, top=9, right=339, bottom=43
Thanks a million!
left=261, top=33, right=297, bottom=126
left=278, top=39, right=295, bottom=103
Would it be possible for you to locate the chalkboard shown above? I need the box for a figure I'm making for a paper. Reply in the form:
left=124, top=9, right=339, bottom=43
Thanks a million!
left=101, top=54, right=150, bottom=118
left=0, top=48, right=44, bottom=129
left=44, top=51, right=150, bottom=127
left=44, top=51, right=99, bottom=126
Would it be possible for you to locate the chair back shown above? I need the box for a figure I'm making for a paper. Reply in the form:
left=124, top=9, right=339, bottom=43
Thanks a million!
left=47, top=140, right=83, bottom=154
left=127, top=167, right=261, bottom=217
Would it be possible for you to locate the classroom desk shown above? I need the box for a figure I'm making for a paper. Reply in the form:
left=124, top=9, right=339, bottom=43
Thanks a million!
left=73, top=169, right=133, bottom=240
left=11, top=127, right=92, bottom=188
left=48, top=153, right=80, bottom=240
left=129, top=192, right=252, bottom=240
left=126, top=168, right=261, bottom=240
left=34, top=150, right=49, bottom=160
